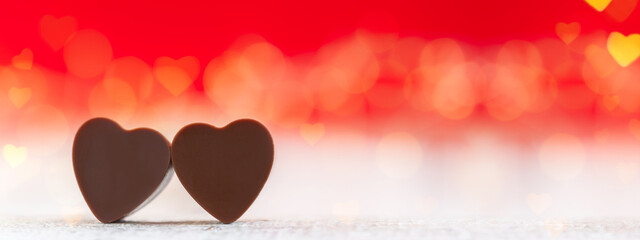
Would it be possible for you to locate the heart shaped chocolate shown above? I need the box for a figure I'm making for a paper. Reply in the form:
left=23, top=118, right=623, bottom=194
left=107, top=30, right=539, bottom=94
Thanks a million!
left=171, top=119, right=274, bottom=223
left=73, top=118, right=172, bottom=223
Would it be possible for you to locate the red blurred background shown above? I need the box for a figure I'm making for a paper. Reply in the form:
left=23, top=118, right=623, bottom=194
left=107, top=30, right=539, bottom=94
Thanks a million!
left=1, top=0, right=639, bottom=68
left=1, top=0, right=640, bottom=221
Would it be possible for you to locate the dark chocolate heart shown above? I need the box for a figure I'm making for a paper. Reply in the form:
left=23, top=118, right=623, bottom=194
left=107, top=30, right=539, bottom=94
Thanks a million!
left=73, top=118, right=172, bottom=223
left=171, top=119, right=274, bottom=223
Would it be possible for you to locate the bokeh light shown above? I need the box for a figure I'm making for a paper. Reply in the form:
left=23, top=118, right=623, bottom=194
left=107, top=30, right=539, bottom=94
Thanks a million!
left=63, top=30, right=113, bottom=78
left=88, top=77, right=138, bottom=124
left=17, top=105, right=69, bottom=156
left=538, top=134, right=585, bottom=181
left=105, top=57, right=155, bottom=101
left=3, top=2, right=640, bottom=223
left=39, top=15, right=77, bottom=51
left=153, top=56, right=199, bottom=96
left=375, top=132, right=423, bottom=179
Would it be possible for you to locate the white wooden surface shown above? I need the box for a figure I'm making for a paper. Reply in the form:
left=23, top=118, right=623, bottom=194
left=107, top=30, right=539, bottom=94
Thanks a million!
left=2, top=218, right=640, bottom=240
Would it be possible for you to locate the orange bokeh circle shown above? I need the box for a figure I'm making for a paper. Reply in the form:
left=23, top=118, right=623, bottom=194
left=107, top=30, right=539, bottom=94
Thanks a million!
left=63, top=29, right=113, bottom=78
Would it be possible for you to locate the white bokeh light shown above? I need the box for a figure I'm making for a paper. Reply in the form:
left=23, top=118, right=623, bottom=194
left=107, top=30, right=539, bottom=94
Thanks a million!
left=375, top=132, right=423, bottom=179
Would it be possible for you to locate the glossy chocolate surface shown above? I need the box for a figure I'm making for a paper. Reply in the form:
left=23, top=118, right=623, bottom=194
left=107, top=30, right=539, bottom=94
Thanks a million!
left=73, top=118, right=172, bottom=223
left=171, top=119, right=273, bottom=224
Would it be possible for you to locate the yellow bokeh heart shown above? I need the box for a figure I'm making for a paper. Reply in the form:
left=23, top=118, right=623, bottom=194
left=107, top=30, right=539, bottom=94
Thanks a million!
left=3, top=144, right=27, bottom=168
left=154, top=56, right=200, bottom=96
left=526, top=193, right=552, bottom=215
left=607, top=32, right=640, bottom=67
left=300, top=123, right=325, bottom=145
left=11, top=48, right=33, bottom=70
left=585, top=0, right=613, bottom=11
left=555, top=22, right=581, bottom=45
left=8, top=87, right=32, bottom=109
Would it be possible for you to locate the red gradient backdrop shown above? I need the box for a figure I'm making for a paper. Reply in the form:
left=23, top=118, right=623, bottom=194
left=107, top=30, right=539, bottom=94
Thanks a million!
left=1, top=0, right=639, bottom=68
left=0, top=0, right=639, bottom=147
left=2, top=0, right=640, bottom=221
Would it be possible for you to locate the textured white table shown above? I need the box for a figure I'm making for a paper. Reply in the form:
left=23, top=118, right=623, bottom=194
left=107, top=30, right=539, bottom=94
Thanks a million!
left=2, top=218, right=640, bottom=240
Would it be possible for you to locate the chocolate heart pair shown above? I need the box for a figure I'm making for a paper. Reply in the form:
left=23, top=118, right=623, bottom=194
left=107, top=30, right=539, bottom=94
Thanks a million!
left=73, top=118, right=274, bottom=223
